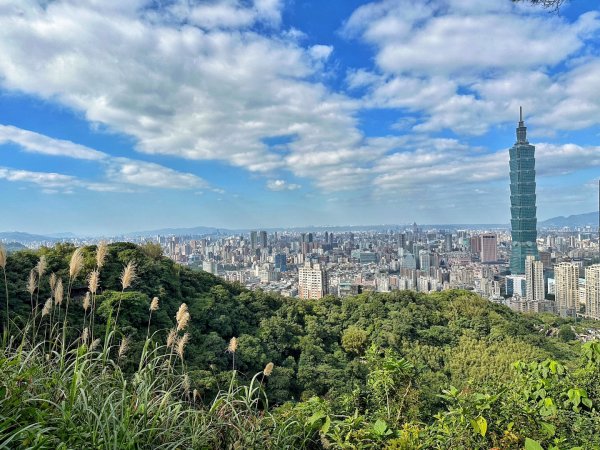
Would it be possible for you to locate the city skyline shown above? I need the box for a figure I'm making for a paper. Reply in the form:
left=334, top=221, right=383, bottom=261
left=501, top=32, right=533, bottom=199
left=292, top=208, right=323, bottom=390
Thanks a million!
left=1, top=1, right=600, bottom=235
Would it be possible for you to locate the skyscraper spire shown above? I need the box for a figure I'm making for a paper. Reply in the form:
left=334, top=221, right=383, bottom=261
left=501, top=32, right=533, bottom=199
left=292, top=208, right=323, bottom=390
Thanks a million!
left=516, top=106, right=527, bottom=143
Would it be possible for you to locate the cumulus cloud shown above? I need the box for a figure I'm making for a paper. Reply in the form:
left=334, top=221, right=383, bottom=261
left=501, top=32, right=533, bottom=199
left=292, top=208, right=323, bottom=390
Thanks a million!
left=343, top=0, right=600, bottom=135
left=266, top=179, right=301, bottom=191
left=0, top=124, right=208, bottom=191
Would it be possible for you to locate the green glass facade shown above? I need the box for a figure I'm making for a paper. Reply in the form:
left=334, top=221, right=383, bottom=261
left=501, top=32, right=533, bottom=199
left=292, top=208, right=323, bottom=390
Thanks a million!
left=509, top=109, right=538, bottom=274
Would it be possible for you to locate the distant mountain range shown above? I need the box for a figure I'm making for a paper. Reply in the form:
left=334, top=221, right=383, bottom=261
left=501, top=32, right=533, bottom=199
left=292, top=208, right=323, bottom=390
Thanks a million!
left=2, top=212, right=597, bottom=243
left=538, top=211, right=598, bottom=228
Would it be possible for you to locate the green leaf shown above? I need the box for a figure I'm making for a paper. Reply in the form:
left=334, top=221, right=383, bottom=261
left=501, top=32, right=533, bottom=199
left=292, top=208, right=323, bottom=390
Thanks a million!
left=470, top=416, right=487, bottom=437
left=524, top=438, right=544, bottom=450
left=373, top=419, right=388, bottom=436
left=307, top=411, right=326, bottom=426
left=540, top=421, right=555, bottom=438
left=320, top=415, right=331, bottom=434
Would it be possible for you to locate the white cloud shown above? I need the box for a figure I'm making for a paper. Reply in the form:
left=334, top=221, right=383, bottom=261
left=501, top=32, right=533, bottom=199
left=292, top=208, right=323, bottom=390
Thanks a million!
left=106, top=158, right=207, bottom=189
left=343, top=0, right=600, bottom=135
left=266, top=179, right=301, bottom=191
left=0, top=124, right=210, bottom=191
left=0, top=125, right=105, bottom=160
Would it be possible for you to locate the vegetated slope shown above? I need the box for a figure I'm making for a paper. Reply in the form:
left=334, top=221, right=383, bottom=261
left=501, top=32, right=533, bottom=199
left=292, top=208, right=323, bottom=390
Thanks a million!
left=1, top=242, right=599, bottom=449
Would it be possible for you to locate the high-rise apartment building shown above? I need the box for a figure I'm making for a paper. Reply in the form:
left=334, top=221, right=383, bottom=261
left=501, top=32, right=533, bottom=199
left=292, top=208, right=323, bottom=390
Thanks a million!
left=250, top=231, right=258, bottom=249
left=259, top=230, right=267, bottom=248
left=525, top=255, right=544, bottom=302
left=470, top=236, right=482, bottom=255
left=480, top=234, right=497, bottom=263
left=509, top=108, right=539, bottom=274
left=298, top=262, right=328, bottom=299
left=585, top=264, right=600, bottom=320
left=555, top=262, right=579, bottom=317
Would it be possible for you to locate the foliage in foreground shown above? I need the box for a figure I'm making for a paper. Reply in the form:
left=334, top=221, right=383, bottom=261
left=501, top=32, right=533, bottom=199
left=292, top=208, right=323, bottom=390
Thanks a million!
left=0, top=243, right=599, bottom=449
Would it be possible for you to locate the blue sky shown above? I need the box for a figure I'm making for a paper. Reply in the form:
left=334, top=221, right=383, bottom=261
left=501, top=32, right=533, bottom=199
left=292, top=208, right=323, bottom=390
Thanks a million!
left=0, top=0, right=599, bottom=235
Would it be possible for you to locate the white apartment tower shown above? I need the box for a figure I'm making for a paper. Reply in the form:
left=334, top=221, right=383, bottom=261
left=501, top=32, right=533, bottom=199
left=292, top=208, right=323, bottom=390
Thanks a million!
left=298, top=262, right=328, bottom=299
left=480, top=234, right=497, bottom=263
left=555, top=262, right=579, bottom=318
left=585, top=264, right=600, bottom=320
left=525, top=255, right=545, bottom=303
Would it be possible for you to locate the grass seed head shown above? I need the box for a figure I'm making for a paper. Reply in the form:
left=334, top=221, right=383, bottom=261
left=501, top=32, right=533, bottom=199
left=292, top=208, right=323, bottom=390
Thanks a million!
left=176, top=303, right=190, bottom=331
left=119, top=336, right=130, bottom=359
left=27, top=269, right=37, bottom=295
left=227, top=337, right=238, bottom=354
left=150, top=296, right=159, bottom=311
left=96, top=241, right=108, bottom=269
left=88, top=269, right=100, bottom=294
left=49, top=272, right=57, bottom=293
left=83, top=292, right=91, bottom=311
left=54, top=278, right=63, bottom=306
left=36, top=255, right=47, bottom=278
left=182, top=374, right=190, bottom=394
left=0, top=244, right=6, bottom=269
left=42, top=298, right=53, bottom=317
left=176, top=333, right=189, bottom=360
left=90, top=338, right=101, bottom=351
left=263, top=362, right=274, bottom=377
left=69, top=247, right=84, bottom=279
left=167, top=328, right=177, bottom=348
left=82, top=327, right=89, bottom=344
left=120, top=261, right=136, bottom=290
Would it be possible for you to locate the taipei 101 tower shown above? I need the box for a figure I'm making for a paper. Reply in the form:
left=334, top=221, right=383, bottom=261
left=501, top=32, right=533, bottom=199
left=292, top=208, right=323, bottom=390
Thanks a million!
left=509, top=107, right=539, bottom=274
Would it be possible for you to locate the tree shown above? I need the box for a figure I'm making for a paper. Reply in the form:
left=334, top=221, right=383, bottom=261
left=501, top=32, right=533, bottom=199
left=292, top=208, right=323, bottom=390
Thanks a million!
left=512, top=0, right=568, bottom=11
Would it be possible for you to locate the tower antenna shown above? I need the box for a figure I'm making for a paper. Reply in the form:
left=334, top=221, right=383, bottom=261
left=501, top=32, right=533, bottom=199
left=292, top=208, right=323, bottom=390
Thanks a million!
left=520, top=106, right=523, bottom=122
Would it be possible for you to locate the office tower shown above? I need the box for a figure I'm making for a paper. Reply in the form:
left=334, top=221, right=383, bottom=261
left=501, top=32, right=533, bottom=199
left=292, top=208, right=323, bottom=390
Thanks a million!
left=398, top=233, right=407, bottom=250
left=525, top=255, right=544, bottom=302
left=419, top=250, right=431, bottom=272
left=298, top=262, right=328, bottom=299
left=274, top=253, right=287, bottom=272
left=324, top=231, right=329, bottom=243
left=509, top=107, right=539, bottom=274
left=480, top=234, right=498, bottom=262
left=585, top=264, right=600, bottom=320
left=555, top=262, right=579, bottom=317
left=470, top=236, right=482, bottom=254
left=259, top=230, right=267, bottom=248
left=307, top=232, right=314, bottom=243
left=398, top=248, right=416, bottom=269
left=445, top=233, right=452, bottom=252
left=250, top=231, right=258, bottom=249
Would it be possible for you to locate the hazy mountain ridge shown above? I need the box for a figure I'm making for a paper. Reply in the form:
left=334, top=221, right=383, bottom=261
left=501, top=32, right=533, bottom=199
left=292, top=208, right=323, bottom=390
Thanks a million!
left=539, top=211, right=598, bottom=228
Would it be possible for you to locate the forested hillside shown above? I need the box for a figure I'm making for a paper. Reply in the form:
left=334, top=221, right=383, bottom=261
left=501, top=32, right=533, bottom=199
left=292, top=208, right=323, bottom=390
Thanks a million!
left=0, top=243, right=599, bottom=449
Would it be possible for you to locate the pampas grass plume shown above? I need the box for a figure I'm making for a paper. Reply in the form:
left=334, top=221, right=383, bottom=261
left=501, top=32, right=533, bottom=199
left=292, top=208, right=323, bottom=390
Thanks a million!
left=0, top=244, right=6, bottom=269
left=36, top=255, right=47, bottom=278
left=83, top=292, right=91, bottom=311
left=150, top=296, right=159, bottom=311
left=167, top=328, right=177, bottom=348
left=176, top=303, right=190, bottom=331
left=42, top=298, right=52, bottom=317
left=227, top=337, right=238, bottom=354
left=88, top=269, right=99, bottom=295
left=69, top=247, right=84, bottom=279
left=263, top=362, right=274, bottom=377
left=81, top=327, right=89, bottom=344
left=49, top=272, right=57, bottom=293
left=54, top=278, right=63, bottom=306
left=176, top=333, right=189, bottom=360
left=120, top=261, right=136, bottom=290
left=96, top=241, right=108, bottom=269
left=27, top=269, right=37, bottom=295
left=119, top=336, right=130, bottom=359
